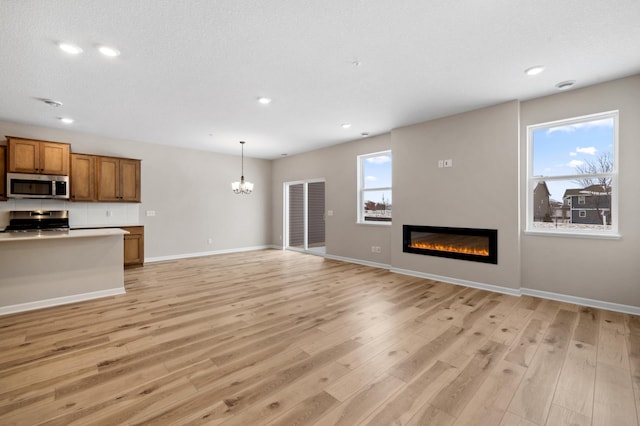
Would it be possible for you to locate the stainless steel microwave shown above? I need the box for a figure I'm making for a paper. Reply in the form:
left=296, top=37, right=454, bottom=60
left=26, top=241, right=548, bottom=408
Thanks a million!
left=6, top=172, right=70, bottom=199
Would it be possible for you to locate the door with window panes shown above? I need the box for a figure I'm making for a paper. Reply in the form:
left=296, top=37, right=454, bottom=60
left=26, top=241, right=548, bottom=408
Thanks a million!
left=285, top=180, right=325, bottom=254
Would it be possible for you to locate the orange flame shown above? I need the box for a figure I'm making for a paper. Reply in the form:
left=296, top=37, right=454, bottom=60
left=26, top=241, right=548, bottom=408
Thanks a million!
left=410, top=241, right=489, bottom=256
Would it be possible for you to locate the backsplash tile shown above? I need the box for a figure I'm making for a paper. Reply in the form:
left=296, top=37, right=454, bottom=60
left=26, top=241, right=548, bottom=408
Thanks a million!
left=0, top=200, right=140, bottom=230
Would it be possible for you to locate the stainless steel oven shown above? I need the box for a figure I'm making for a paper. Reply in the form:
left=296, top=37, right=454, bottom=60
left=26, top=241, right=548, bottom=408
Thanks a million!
left=6, top=172, right=70, bottom=199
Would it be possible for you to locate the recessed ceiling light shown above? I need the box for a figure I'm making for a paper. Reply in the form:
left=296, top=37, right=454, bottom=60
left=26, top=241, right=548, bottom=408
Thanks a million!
left=361, top=132, right=369, bottom=137
left=341, top=123, right=351, bottom=129
left=257, top=97, right=272, bottom=105
left=58, top=42, right=83, bottom=55
left=556, top=80, right=576, bottom=90
left=524, top=65, right=545, bottom=76
left=58, top=117, right=74, bottom=124
left=98, top=45, right=120, bottom=57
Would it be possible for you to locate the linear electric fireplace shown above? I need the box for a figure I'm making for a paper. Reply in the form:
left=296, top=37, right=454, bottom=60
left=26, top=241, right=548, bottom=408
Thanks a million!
left=403, top=225, right=498, bottom=264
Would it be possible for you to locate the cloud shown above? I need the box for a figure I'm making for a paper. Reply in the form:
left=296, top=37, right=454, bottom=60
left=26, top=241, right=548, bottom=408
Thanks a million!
left=365, top=175, right=377, bottom=182
left=568, top=160, right=584, bottom=168
left=575, top=146, right=597, bottom=155
left=569, top=152, right=577, bottom=156
left=366, top=155, right=391, bottom=165
left=546, top=118, right=613, bottom=135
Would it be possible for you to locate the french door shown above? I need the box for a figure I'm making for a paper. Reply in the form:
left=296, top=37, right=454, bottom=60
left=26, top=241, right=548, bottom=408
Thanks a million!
left=285, top=179, right=325, bottom=255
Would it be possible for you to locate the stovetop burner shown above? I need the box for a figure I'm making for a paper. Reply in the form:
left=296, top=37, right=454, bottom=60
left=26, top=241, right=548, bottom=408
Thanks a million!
left=4, top=210, right=70, bottom=233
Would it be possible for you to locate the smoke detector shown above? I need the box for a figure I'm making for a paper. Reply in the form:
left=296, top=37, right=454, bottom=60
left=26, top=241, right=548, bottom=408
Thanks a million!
left=556, top=80, right=576, bottom=90
left=41, top=98, right=63, bottom=107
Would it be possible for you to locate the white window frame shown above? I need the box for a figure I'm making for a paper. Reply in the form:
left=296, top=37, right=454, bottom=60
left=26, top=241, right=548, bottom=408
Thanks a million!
left=578, top=196, right=586, bottom=205
left=579, top=210, right=587, bottom=218
left=357, top=150, right=392, bottom=225
left=526, top=110, right=619, bottom=238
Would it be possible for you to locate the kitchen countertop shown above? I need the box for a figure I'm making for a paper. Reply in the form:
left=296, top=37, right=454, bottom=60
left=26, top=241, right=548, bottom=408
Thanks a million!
left=70, top=224, right=143, bottom=229
left=0, top=228, right=128, bottom=242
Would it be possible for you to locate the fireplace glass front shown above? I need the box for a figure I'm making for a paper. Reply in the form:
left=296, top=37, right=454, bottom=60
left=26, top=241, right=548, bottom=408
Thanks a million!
left=403, top=225, right=497, bottom=264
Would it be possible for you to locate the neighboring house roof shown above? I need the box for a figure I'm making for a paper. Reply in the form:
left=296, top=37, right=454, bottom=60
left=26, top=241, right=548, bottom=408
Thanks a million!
left=563, top=188, right=582, bottom=199
left=534, top=181, right=551, bottom=197
left=581, top=184, right=610, bottom=194
left=562, top=185, right=610, bottom=199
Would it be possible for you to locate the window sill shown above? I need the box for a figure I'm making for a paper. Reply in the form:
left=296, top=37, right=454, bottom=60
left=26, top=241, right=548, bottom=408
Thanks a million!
left=523, top=230, right=621, bottom=240
left=357, top=221, right=392, bottom=227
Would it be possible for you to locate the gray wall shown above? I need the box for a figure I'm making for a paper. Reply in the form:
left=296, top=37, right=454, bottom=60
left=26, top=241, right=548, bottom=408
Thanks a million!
left=520, top=75, right=640, bottom=306
left=0, top=122, right=272, bottom=259
left=390, top=101, right=521, bottom=290
left=271, top=133, right=392, bottom=265
left=271, top=75, right=639, bottom=308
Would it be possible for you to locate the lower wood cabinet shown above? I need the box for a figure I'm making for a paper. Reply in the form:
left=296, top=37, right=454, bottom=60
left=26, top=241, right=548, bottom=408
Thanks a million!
left=121, top=226, right=144, bottom=267
left=74, top=226, right=145, bottom=267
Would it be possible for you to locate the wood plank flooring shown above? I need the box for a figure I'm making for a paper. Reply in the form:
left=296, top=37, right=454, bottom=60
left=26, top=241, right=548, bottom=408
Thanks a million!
left=0, top=249, right=638, bottom=425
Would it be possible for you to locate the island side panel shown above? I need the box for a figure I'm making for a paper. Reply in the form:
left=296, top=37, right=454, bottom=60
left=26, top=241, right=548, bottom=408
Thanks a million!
left=0, top=234, right=125, bottom=313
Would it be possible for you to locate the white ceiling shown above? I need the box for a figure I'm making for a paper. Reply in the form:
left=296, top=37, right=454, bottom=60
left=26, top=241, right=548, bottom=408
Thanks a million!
left=1, top=0, right=639, bottom=159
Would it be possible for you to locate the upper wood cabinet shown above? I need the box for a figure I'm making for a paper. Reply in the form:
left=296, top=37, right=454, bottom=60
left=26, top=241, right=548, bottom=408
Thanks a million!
left=70, top=153, right=96, bottom=201
left=7, top=137, right=70, bottom=175
left=0, top=146, right=6, bottom=200
left=96, top=156, right=141, bottom=202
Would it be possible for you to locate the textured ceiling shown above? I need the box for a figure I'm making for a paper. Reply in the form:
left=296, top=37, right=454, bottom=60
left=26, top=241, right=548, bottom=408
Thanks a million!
left=1, top=0, right=639, bottom=159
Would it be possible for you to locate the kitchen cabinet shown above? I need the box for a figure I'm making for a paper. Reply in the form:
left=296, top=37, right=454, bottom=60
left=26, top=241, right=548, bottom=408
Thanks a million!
left=121, top=226, right=144, bottom=267
left=0, top=146, right=6, bottom=200
left=96, top=156, right=141, bottom=202
left=7, top=137, right=70, bottom=175
left=70, top=153, right=96, bottom=201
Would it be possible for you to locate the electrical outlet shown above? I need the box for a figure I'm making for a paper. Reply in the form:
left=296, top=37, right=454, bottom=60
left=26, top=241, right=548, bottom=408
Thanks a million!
left=207, top=238, right=213, bottom=245
left=146, top=210, right=156, bottom=217
left=371, top=246, right=376, bottom=253
left=106, top=210, right=112, bottom=217
left=438, top=160, right=444, bottom=168
left=444, top=159, right=453, bottom=168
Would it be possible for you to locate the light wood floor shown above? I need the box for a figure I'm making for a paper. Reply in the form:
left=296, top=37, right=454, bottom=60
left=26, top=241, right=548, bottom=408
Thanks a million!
left=0, top=249, right=638, bottom=425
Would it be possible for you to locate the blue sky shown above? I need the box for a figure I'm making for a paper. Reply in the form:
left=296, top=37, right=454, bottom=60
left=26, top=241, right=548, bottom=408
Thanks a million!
left=364, top=153, right=392, bottom=188
left=532, top=117, right=614, bottom=200
left=363, top=153, right=392, bottom=204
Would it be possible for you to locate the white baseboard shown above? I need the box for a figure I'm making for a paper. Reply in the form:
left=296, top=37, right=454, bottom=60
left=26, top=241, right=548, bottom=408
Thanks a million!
left=145, top=245, right=275, bottom=263
left=521, top=288, right=640, bottom=316
left=330, top=255, right=640, bottom=316
left=0, top=288, right=125, bottom=316
left=325, top=254, right=390, bottom=270
left=390, top=267, right=522, bottom=297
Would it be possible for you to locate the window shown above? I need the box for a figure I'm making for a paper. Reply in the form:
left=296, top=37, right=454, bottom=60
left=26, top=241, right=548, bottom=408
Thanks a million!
left=527, top=111, right=618, bottom=236
left=358, top=151, right=392, bottom=223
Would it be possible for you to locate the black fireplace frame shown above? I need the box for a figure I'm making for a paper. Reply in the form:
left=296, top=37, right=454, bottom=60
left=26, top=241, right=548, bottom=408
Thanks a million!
left=402, top=225, right=498, bottom=264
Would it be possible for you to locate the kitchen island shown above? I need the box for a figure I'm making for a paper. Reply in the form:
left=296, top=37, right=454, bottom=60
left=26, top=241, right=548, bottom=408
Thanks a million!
left=0, top=228, right=127, bottom=315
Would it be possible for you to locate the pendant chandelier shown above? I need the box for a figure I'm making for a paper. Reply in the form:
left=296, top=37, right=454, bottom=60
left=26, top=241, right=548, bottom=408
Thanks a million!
left=231, top=141, right=254, bottom=194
